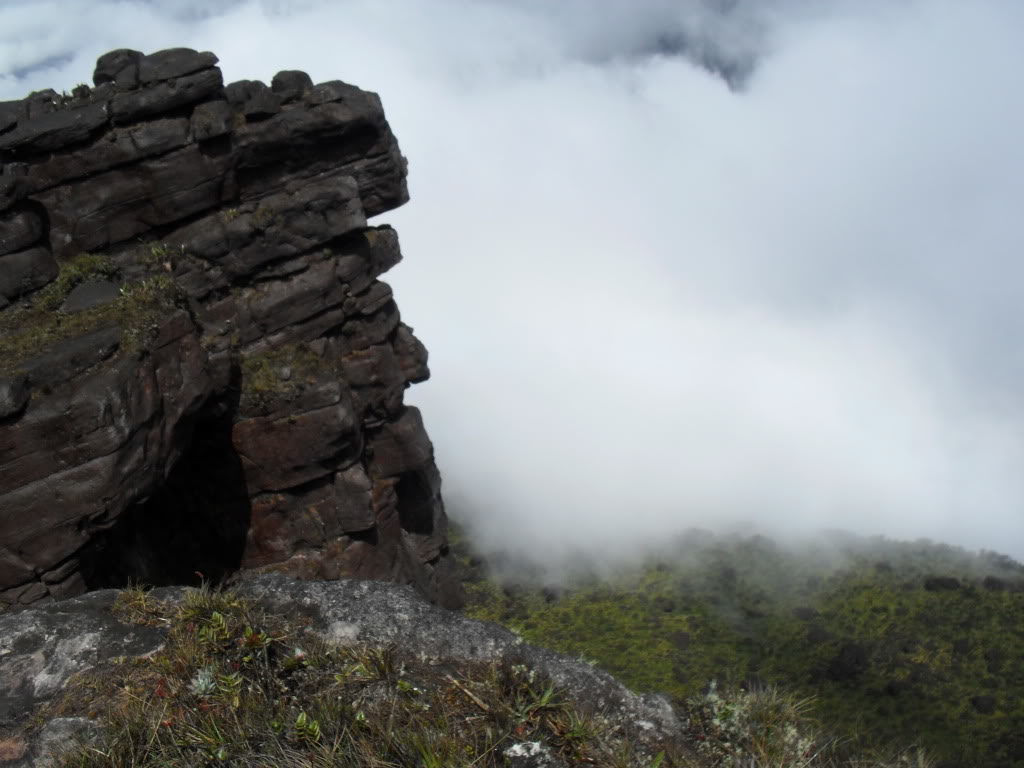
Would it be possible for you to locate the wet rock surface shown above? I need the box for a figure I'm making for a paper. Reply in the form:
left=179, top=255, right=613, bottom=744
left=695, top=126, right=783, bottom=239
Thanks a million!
left=0, top=48, right=457, bottom=610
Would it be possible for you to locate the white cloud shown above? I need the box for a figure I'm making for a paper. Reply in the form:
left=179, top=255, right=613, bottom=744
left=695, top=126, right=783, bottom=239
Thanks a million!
left=3, top=0, right=1023, bottom=563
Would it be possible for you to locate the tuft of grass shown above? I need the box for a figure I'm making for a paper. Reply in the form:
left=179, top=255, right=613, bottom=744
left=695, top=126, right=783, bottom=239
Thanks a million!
left=683, top=681, right=934, bottom=768
left=237, top=342, right=331, bottom=414
left=28, top=252, right=118, bottom=312
left=110, top=582, right=172, bottom=628
left=31, top=583, right=693, bottom=768
left=138, top=241, right=185, bottom=271
left=250, top=205, right=283, bottom=231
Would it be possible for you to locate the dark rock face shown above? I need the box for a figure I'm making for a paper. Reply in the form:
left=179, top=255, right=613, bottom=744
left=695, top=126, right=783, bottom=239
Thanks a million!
left=0, top=48, right=458, bottom=610
left=0, top=208, right=43, bottom=256
left=0, top=375, right=29, bottom=421
left=0, top=247, right=58, bottom=303
left=59, top=280, right=120, bottom=314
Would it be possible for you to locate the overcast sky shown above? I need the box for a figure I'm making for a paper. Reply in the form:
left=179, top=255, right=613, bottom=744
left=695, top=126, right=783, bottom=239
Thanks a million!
left=3, top=0, right=1023, bottom=563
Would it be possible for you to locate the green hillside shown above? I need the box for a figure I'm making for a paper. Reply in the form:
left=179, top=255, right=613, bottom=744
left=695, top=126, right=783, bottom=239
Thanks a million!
left=456, top=528, right=1024, bottom=767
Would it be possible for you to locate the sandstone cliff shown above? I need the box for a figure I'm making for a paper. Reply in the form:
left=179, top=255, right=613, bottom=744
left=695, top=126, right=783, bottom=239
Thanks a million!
left=0, top=48, right=459, bottom=609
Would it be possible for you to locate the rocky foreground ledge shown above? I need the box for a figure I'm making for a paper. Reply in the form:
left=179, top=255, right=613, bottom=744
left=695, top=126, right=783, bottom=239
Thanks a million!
left=0, top=576, right=687, bottom=767
left=0, top=49, right=459, bottom=608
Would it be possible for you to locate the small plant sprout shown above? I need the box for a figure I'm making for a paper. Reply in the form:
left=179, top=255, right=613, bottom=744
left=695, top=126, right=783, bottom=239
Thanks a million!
left=240, top=626, right=272, bottom=649
left=198, top=611, right=230, bottom=646
left=189, top=666, right=217, bottom=697
left=283, top=646, right=307, bottom=671
left=217, top=671, right=243, bottom=709
left=292, top=711, right=321, bottom=743
left=397, top=678, right=423, bottom=696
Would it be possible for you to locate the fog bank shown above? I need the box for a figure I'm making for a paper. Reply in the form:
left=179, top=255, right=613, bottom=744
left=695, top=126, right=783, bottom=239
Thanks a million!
left=3, top=0, right=1023, bottom=563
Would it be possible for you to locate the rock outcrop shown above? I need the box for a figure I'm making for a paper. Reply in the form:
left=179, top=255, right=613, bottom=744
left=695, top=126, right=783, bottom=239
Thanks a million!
left=0, top=576, right=688, bottom=766
left=0, top=48, right=459, bottom=609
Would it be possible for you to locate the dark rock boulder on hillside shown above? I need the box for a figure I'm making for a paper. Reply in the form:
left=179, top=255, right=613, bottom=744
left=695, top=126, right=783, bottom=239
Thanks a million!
left=0, top=48, right=458, bottom=610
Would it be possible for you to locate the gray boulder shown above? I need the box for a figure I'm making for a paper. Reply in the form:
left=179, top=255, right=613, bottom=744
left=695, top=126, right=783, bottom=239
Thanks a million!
left=0, top=577, right=689, bottom=766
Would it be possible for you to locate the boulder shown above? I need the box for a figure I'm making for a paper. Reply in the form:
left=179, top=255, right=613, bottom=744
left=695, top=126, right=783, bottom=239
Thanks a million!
left=225, top=79, right=282, bottom=119
left=0, top=101, right=19, bottom=133
left=109, top=68, right=224, bottom=124
left=92, top=48, right=143, bottom=88
left=0, top=373, right=29, bottom=420
left=271, top=69, right=314, bottom=103
left=190, top=99, right=233, bottom=141
left=0, top=247, right=58, bottom=302
left=0, top=175, right=26, bottom=212
left=0, top=208, right=43, bottom=256
left=137, top=48, right=219, bottom=85
left=0, top=577, right=689, bottom=766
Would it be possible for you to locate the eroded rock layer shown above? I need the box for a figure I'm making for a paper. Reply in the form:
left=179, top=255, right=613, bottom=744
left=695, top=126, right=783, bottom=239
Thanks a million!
left=0, top=48, right=460, bottom=609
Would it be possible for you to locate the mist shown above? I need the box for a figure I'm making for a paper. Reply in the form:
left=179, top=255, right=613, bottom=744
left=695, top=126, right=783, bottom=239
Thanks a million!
left=2, top=0, right=1023, bottom=564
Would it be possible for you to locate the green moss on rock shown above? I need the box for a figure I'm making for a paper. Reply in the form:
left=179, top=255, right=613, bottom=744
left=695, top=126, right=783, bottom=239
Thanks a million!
left=29, top=252, right=118, bottom=312
left=238, top=342, right=328, bottom=413
left=0, top=263, right=185, bottom=375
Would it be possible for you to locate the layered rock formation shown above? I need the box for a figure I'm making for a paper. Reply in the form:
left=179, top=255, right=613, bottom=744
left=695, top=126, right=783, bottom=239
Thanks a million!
left=0, top=48, right=459, bottom=609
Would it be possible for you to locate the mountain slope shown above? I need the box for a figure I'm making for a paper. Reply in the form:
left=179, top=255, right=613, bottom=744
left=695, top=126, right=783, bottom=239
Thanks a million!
left=458, top=528, right=1024, bottom=766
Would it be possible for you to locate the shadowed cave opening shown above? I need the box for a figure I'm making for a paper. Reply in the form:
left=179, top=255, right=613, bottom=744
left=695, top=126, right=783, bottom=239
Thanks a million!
left=78, top=401, right=252, bottom=593
left=395, top=468, right=441, bottom=537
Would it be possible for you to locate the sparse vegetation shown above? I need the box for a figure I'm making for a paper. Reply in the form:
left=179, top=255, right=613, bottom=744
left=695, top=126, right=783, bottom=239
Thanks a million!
left=237, top=342, right=332, bottom=414
left=251, top=204, right=282, bottom=231
left=683, top=681, right=935, bottom=768
left=10, top=525, right=1007, bottom=766
left=36, top=583, right=693, bottom=768
left=28, top=252, right=118, bottom=312
left=22, top=577, right=954, bottom=768
left=0, top=251, right=185, bottom=374
left=140, top=241, right=185, bottom=270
